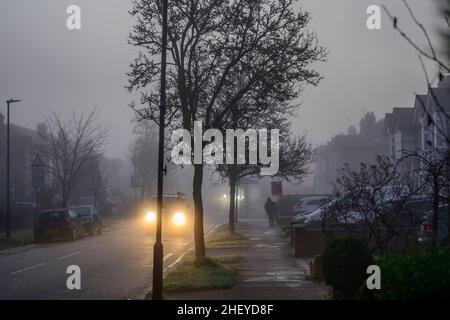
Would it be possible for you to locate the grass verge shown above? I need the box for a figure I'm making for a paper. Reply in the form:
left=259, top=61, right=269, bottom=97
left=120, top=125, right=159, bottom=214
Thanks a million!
left=163, top=257, right=238, bottom=293
left=206, top=224, right=247, bottom=248
left=0, top=228, right=33, bottom=250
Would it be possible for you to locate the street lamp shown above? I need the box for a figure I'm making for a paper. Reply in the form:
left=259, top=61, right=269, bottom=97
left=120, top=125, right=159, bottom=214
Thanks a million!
left=152, top=0, right=168, bottom=301
left=5, top=98, right=22, bottom=239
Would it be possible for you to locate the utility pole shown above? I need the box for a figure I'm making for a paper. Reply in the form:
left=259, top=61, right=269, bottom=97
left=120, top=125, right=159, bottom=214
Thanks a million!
left=5, top=99, right=22, bottom=239
left=152, top=0, right=168, bottom=301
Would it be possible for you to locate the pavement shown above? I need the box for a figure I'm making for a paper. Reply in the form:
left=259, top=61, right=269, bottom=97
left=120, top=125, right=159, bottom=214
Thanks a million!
left=170, top=218, right=329, bottom=300
left=0, top=215, right=222, bottom=300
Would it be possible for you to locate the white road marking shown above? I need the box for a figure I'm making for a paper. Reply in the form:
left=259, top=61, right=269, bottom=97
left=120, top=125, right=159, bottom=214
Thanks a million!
left=56, top=251, right=82, bottom=260
left=163, top=253, right=174, bottom=261
left=10, top=263, right=46, bottom=275
left=163, top=223, right=224, bottom=272
left=142, top=222, right=225, bottom=299
left=165, top=247, right=194, bottom=271
left=0, top=244, right=36, bottom=255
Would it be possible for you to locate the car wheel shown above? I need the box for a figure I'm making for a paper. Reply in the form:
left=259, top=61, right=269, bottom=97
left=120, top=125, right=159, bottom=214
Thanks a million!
left=88, top=224, right=94, bottom=236
left=80, top=227, right=86, bottom=239
left=71, top=228, right=77, bottom=241
left=34, top=234, right=45, bottom=243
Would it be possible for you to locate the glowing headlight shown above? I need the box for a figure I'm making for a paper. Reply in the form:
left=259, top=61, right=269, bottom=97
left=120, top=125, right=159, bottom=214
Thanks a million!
left=172, top=212, right=186, bottom=226
left=145, top=211, right=156, bottom=223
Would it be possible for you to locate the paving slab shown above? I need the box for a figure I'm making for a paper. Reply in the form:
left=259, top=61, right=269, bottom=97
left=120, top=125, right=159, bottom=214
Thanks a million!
left=170, top=218, right=329, bottom=300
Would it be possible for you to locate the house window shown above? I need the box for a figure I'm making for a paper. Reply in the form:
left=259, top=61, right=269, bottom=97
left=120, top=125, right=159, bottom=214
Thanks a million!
left=434, top=114, right=447, bottom=148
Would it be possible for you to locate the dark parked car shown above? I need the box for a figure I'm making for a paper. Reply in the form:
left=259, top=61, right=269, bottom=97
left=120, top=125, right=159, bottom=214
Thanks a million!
left=418, top=205, right=449, bottom=246
left=34, top=209, right=85, bottom=242
left=69, top=205, right=102, bottom=235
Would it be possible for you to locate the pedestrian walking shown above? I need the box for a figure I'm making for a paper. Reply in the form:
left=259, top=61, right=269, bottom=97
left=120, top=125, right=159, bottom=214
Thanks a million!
left=264, top=197, right=276, bottom=227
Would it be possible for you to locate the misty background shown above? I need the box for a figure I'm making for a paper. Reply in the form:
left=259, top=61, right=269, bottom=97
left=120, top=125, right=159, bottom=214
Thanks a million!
left=0, top=0, right=446, bottom=175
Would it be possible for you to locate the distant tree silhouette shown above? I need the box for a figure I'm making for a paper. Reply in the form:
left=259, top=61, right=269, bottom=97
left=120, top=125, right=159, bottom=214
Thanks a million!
left=36, top=110, right=109, bottom=207
left=127, top=0, right=326, bottom=263
left=359, top=112, right=376, bottom=135
left=347, top=124, right=357, bottom=136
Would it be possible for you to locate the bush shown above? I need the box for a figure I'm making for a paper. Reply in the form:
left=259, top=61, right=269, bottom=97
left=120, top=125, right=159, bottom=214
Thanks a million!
left=369, top=248, right=450, bottom=300
left=321, top=238, right=374, bottom=299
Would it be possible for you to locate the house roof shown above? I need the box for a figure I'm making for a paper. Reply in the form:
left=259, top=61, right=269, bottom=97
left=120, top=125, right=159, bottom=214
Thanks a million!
left=426, top=88, right=450, bottom=114
left=0, top=111, right=36, bottom=138
left=413, top=94, right=428, bottom=124
left=384, top=107, right=414, bottom=134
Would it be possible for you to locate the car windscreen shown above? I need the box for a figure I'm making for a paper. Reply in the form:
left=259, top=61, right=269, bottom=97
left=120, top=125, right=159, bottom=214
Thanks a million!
left=71, top=207, right=91, bottom=216
left=38, top=211, right=66, bottom=221
left=151, top=196, right=187, bottom=207
left=305, top=199, right=326, bottom=206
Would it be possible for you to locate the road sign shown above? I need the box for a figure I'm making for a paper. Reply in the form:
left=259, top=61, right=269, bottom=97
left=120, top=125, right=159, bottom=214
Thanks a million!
left=271, top=181, right=283, bottom=197
left=31, top=154, right=46, bottom=188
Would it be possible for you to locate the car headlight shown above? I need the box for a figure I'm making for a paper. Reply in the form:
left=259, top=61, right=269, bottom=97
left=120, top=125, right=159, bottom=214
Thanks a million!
left=172, top=212, right=186, bottom=226
left=145, top=211, right=156, bottom=223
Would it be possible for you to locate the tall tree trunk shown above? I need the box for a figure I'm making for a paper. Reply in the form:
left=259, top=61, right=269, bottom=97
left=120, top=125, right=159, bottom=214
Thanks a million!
left=193, top=164, right=206, bottom=265
left=229, top=176, right=236, bottom=234
left=140, top=184, right=145, bottom=201
left=62, top=182, right=68, bottom=208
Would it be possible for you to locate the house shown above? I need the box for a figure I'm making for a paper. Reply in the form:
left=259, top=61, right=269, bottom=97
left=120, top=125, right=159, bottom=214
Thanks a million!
left=415, top=83, right=450, bottom=153
left=0, top=112, right=38, bottom=228
left=313, top=117, right=388, bottom=194
left=382, top=77, right=450, bottom=186
left=384, top=107, right=419, bottom=175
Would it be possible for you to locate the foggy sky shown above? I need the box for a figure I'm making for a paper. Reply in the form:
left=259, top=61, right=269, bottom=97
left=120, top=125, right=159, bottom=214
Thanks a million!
left=0, top=0, right=446, bottom=159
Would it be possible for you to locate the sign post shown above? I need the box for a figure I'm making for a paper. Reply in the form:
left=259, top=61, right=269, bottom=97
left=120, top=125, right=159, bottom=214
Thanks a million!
left=31, top=154, right=46, bottom=211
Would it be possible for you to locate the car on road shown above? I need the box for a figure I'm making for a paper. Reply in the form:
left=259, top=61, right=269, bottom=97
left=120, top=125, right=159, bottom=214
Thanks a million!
left=34, top=208, right=85, bottom=242
left=142, top=193, right=191, bottom=235
left=69, top=205, right=102, bottom=235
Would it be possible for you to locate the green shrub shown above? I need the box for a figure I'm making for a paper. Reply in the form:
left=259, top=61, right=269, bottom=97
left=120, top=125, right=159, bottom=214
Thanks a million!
left=370, top=248, right=450, bottom=300
left=321, top=238, right=374, bottom=299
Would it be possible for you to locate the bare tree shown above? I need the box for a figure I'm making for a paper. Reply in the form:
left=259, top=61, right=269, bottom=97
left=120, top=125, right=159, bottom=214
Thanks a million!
left=87, top=156, right=120, bottom=210
left=129, top=121, right=158, bottom=200
left=36, top=110, right=109, bottom=207
left=402, top=149, right=450, bottom=244
left=127, top=0, right=326, bottom=262
left=215, top=116, right=315, bottom=233
left=322, top=156, right=419, bottom=255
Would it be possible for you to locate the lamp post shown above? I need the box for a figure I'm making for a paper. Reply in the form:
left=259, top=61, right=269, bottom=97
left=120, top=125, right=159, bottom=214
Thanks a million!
left=5, top=99, right=22, bottom=239
left=152, top=0, right=168, bottom=301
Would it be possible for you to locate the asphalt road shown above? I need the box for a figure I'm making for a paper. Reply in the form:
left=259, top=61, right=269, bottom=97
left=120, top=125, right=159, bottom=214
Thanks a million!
left=0, top=215, right=222, bottom=300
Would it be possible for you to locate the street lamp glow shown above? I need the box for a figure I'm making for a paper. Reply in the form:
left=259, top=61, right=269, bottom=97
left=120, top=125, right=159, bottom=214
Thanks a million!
left=145, top=211, right=156, bottom=223
left=223, top=194, right=227, bottom=199
left=172, top=212, right=186, bottom=226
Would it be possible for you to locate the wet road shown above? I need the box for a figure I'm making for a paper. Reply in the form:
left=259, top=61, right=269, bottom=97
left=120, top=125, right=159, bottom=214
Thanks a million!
left=0, top=216, right=222, bottom=300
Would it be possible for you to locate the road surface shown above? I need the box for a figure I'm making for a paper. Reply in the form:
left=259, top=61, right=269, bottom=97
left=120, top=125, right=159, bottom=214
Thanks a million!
left=0, top=215, right=222, bottom=300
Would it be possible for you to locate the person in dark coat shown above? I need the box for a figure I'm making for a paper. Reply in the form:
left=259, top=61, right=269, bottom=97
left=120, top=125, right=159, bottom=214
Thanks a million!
left=264, top=197, right=276, bottom=227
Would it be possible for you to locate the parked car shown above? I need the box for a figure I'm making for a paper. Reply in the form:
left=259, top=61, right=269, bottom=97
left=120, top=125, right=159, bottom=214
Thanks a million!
left=291, top=196, right=329, bottom=223
left=418, top=205, right=449, bottom=246
left=34, top=208, right=85, bottom=242
left=69, top=205, right=102, bottom=235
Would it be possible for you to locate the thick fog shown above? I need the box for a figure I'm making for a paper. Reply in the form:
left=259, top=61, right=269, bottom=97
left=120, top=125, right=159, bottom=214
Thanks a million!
left=0, top=0, right=445, bottom=156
